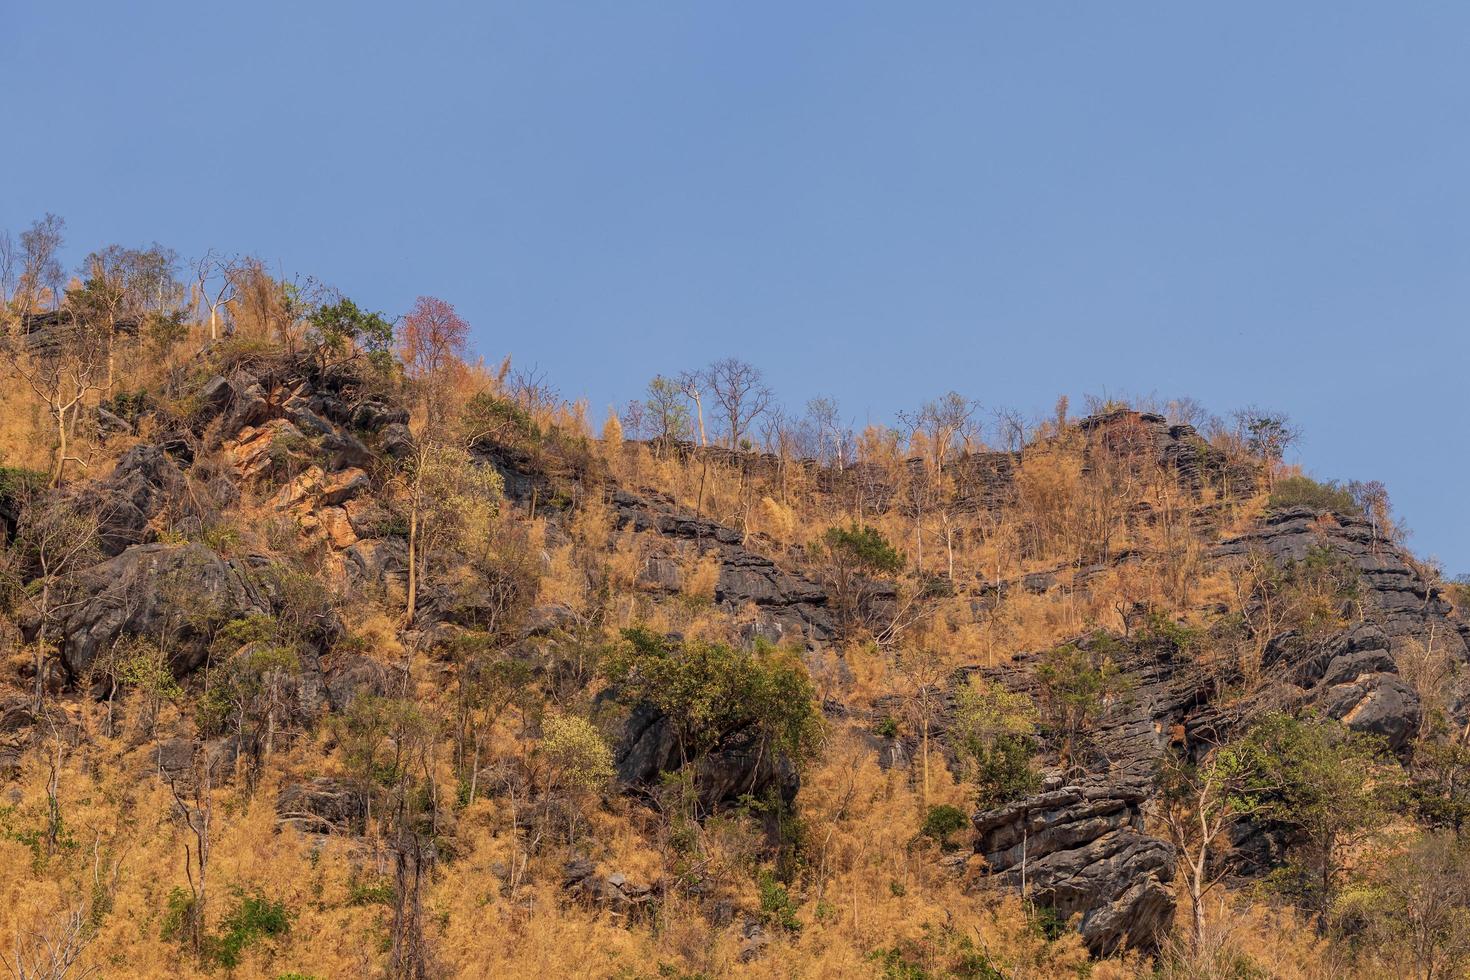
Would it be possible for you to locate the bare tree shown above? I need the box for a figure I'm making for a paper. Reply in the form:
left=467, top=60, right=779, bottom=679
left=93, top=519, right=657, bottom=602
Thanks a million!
left=0, top=309, right=109, bottom=486
left=991, top=405, right=1029, bottom=454
left=1, top=905, right=98, bottom=980
left=805, top=396, right=850, bottom=468
left=705, top=357, right=772, bottom=449
left=676, top=370, right=709, bottom=447
left=194, top=250, right=238, bottom=341
left=165, top=758, right=212, bottom=960
left=7, top=492, right=104, bottom=710
left=14, top=215, right=66, bottom=316
left=619, top=399, right=648, bottom=441
left=0, top=229, right=16, bottom=311
left=899, top=391, right=979, bottom=473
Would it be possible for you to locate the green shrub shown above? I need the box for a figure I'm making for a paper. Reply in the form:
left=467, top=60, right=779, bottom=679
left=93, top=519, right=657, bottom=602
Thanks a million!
left=160, top=886, right=196, bottom=944
left=207, top=890, right=292, bottom=968
left=920, top=804, right=969, bottom=850
left=1268, top=475, right=1362, bottom=516
left=820, top=524, right=905, bottom=576
left=972, top=734, right=1041, bottom=811
left=607, top=628, right=820, bottom=768
left=1035, top=634, right=1129, bottom=762
left=758, top=869, right=802, bottom=932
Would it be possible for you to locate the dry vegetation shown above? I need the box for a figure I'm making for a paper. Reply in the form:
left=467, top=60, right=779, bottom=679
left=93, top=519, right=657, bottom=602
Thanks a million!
left=0, top=216, right=1460, bottom=979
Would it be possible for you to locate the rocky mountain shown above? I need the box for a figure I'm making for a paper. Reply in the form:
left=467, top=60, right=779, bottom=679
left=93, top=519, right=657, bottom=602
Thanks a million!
left=0, top=342, right=1464, bottom=976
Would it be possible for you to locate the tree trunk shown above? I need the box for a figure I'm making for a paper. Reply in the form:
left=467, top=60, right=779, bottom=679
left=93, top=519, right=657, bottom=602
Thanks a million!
left=405, top=486, right=420, bottom=627
left=52, top=409, right=68, bottom=487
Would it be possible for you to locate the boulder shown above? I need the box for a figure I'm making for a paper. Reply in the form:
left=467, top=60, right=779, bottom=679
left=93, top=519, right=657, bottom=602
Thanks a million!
left=47, top=542, right=269, bottom=679
left=972, top=782, right=1175, bottom=955
left=80, top=445, right=189, bottom=556
left=562, top=858, right=657, bottom=915
left=350, top=398, right=409, bottom=433
left=379, top=423, right=415, bottom=460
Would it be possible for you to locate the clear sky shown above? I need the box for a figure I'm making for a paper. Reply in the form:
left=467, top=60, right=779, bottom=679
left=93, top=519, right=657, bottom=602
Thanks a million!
left=4, top=3, right=1467, bottom=570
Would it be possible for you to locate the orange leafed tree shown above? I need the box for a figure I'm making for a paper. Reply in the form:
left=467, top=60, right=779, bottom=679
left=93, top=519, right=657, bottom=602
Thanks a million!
left=398, top=294, right=470, bottom=428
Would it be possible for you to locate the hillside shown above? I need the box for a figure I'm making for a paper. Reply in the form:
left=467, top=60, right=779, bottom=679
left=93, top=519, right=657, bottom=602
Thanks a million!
left=1, top=244, right=1467, bottom=979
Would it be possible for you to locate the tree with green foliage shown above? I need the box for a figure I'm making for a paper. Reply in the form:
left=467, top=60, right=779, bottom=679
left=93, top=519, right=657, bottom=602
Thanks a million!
left=309, top=296, right=395, bottom=372
left=333, top=694, right=440, bottom=978
left=607, top=628, right=820, bottom=793
left=1233, top=408, right=1299, bottom=488
left=919, top=804, right=969, bottom=851
left=1335, top=832, right=1470, bottom=980
left=1228, top=713, right=1400, bottom=922
left=1158, top=744, right=1265, bottom=950
left=1034, top=634, right=1127, bottom=767
left=817, top=523, right=905, bottom=630
left=445, top=633, right=534, bottom=806
left=644, top=374, right=692, bottom=445
left=950, top=675, right=1040, bottom=810
left=397, top=441, right=503, bottom=628
left=540, top=713, right=614, bottom=844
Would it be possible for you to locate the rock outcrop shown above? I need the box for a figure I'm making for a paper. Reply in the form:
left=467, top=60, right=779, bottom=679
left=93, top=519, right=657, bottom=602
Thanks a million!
left=43, top=542, right=269, bottom=679
left=613, top=702, right=799, bottom=812
left=963, top=631, right=1204, bottom=955
left=77, top=444, right=189, bottom=556
left=608, top=489, right=838, bottom=645
left=973, top=779, right=1175, bottom=955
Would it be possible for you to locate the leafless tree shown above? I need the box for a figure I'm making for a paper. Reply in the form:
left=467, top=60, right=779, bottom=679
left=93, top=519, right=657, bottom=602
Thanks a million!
left=619, top=399, right=648, bottom=441
left=0, top=230, right=16, bottom=311
left=991, top=406, right=1029, bottom=454
left=7, top=491, right=104, bottom=710
left=805, top=395, right=850, bottom=468
left=166, top=758, right=212, bottom=959
left=1, top=904, right=97, bottom=980
left=194, top=250, right=238, bottom=341
left=507, top=365, right=559, bottom=420
left=676, top=370, right=708, bottom=446
left=1164, top=396, right=1211, bottom=430
left=0, top=310, right=110, bottom=486
left=899, top=391, right=979, bottom=473
left=706, top=357, right=772, bottom=449
left=14, top=215, right=66, bottom=315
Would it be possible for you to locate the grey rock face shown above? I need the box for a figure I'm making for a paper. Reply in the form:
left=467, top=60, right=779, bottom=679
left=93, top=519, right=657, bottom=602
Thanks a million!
left=1260, top=624, right=1423, bottom=751
left=964, top=636, right=1189, bottom=955
left=973, top=783, right=1176, bottom=955
left=276, top=777, right=365, bottom=833
left=1215, top=507, right=1470, bottom=663
left=79, top=444, right=189, bottom=556
left=608, top=489, right=836, bottom=644
left=47, top=542, right=268, bottom=679
left=613, top=703, right=799, bottom=812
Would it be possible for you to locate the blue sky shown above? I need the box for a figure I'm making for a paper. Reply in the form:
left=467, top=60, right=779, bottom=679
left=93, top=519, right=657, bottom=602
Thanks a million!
left=4, top=3, right=1467, bottom=570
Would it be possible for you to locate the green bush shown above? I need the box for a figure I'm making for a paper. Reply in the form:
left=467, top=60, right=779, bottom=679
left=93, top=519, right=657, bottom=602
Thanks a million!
left=1035, top=634, right=1128, bottom=761
left=1268, top=475, right=1362, bottom=516
left=207, top=890, right=292, bottom=968
left=757, top=869, right=801, bottom=932
left=972, top=734, right=1041, bottom=811
left=820, top=524, right=905, bottom=576
left=920, top=804, right=969, bottom=850
left=607, top=628, right=820, bottom=767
